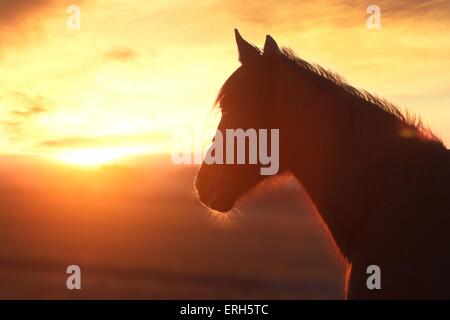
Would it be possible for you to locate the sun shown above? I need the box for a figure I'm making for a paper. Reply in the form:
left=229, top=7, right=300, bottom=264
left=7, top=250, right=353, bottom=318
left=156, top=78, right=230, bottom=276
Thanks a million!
left=56, top=146, right=149, bottom=166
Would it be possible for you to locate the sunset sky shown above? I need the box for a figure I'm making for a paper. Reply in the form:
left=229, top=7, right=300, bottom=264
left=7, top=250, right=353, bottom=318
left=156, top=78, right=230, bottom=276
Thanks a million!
left=0, top=0, right=449, bottom=164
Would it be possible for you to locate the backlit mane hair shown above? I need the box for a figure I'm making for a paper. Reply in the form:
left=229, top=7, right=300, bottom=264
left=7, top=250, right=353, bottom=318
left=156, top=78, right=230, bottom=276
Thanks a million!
left=215, top=47, right=443, bottom=146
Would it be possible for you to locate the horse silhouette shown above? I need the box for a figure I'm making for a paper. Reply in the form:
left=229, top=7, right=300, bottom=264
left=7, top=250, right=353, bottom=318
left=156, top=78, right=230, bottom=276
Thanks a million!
left=195, top=29, right=450, bottom=299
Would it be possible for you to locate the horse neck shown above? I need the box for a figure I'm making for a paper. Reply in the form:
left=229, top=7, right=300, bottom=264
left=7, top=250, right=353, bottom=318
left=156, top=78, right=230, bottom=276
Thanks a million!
left=283, top=80, right=428, bottom=261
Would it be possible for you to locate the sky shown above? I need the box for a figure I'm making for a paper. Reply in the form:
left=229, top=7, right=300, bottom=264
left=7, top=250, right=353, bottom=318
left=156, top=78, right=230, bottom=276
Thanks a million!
left=0, top=0, right=448, bottom=164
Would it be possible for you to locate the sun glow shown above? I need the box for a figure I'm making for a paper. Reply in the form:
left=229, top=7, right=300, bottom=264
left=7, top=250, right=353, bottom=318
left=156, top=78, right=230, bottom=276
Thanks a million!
left=56, top=146, right=150, bottom=166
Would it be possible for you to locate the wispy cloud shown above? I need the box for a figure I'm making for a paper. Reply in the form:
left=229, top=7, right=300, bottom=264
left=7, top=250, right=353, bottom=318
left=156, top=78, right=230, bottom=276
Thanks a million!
left=0, top=0, right=85, bottom=50
left=0, top=0, right=53, bottom=26
left=37, top=132, right=170, bottom=149
left=1, top=92, right=52, bottom=141
left=102, top=47, right=138, bottom=62
left=10, top=92, right=51, bottom=116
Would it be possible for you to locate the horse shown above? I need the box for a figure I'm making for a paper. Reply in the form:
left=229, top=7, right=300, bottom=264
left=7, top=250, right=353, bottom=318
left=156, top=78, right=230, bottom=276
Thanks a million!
left=194, top=29, right=450, bottom=299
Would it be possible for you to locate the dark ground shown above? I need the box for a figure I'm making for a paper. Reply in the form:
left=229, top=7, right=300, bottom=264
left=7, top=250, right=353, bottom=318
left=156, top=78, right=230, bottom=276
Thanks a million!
left=0, top=155, right=345, bottom=299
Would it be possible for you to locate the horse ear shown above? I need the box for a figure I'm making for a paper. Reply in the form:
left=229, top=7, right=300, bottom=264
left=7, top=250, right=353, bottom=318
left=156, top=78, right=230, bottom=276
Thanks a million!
left=263, top=35, right=281, bottom=56
left=235, top=29, right=260, bottom=64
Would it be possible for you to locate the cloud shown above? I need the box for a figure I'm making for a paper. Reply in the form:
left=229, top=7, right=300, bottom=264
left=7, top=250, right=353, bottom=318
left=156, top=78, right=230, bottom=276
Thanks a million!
left=0, top=92, right=52, bottom=141
left=214, top=0, right=450, bottom=31
left=37, top=132, right=170, bottom=149
left=11, top=106, right=47, bottom=117
left=39, top=137, right=95, bottom=148
left=0, top=0, right=53, bottom=26
left=10, top=92, right=50, bottom=116
left=377, top=0, right=450, bottom=21
left=102, top=47, right=138, bottom=62
left=0, top=0, right=84, bottom=49
left=0, top=0, right=53, bottom=50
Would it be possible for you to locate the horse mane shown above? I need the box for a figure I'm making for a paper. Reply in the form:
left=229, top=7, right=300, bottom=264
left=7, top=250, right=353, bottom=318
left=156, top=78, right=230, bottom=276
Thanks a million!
left=215, top=47, right=444, bottom=146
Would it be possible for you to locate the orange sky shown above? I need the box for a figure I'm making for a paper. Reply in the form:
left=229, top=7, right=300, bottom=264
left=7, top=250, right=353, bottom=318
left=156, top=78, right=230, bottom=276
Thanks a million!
left=0, top=0, right=449, bottom=163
